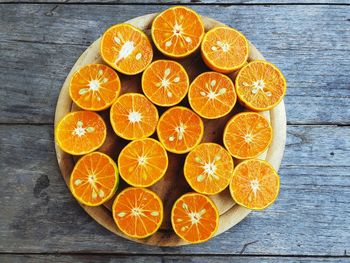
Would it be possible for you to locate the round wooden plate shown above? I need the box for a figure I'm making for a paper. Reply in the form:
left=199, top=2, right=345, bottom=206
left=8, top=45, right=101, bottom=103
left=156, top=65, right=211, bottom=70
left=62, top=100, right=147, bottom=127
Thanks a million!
left=54, top=13, right=286, bottom=246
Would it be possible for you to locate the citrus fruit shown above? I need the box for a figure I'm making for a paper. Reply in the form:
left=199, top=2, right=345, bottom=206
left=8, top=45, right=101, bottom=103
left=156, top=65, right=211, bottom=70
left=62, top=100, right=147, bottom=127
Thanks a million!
left=55, top=111, right=106, bottom=155
left=235, top=60, right=287, bottom=111
left=142, top=60, right=189, bottom=106
left=230, top=159, right=280, bottom=210
left=70, top=152, right=118, bottom=206
left=171, top=192, right=219, bottom=243
left=223, top=112, right=272, bottom=159
left=201, top=26, right=249, bottom=73
left=188, top=71, right=236, bottom=119
left=157, top=106, right=204, bottom=154
left=118, top=138, right=168, bottom=187
left=110, top=93, right=159, bottom=140
left=69, top=64, right=121, bottom=111
left=151, top=6, right=205, bottom=58
left=100, top=23, right=153, bottom=75
left=184, top=143, right=234, bottom=195
left=112, top=187, right=163, bottom=238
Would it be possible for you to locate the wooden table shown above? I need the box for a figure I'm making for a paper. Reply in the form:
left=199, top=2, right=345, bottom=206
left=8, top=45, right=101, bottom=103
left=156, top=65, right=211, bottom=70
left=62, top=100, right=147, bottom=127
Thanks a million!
left=0, top=1, right=349, bottom=262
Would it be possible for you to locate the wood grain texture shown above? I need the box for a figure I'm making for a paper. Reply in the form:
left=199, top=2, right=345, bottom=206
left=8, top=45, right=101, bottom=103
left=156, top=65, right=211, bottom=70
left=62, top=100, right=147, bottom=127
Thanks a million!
left=1, top=0, right=348, bottom=4
left=0, top=4, right=349, bottom=124
left=0, top=255, right=349, bottom=263
left=1, top=125, right=349, bottom=254
left=0, top=1, right=349, bottom=258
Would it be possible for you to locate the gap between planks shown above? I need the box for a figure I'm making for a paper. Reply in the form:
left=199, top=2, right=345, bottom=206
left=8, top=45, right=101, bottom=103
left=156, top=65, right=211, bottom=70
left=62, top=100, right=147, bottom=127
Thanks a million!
left=3, top=39, right=350, bottom=53
left=0, top=123, right=349, bottom=126
left=1, top=2, right=350, bottom=6
left=0, top=252, right=348, bottom=258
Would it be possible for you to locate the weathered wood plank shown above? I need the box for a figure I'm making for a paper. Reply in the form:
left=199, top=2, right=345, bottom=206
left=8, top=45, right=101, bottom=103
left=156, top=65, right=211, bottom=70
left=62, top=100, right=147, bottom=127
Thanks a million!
left=0, top=125, right=349, bottom=254
left=1, top=0, right=348, bottom=4
left=0, top=255, right=348, bottom=263
left=0, top=4, right=349, bottom=124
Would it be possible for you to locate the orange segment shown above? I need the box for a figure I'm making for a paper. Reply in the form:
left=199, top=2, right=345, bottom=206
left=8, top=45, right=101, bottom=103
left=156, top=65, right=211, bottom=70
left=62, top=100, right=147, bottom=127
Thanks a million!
left=151, top=6, right=205, bottom=58
left=142, top=60, right=189, bottom=106
left=70, top=152, right=119, bottom=206
left=188, top=72, right=237, bottom=119
left=235, top=60, right=287, bottom=111
left=157, top=106, right=204, bottom=154
left=171, top=193, right=219, bottom=243
left=223, top=112, right=272, bottom=159
left=201, top=26, right=249, bottom=73
left=69, top=64, right=121, bottom=111
left=230, top=159, right=280, bottom=210
left=184, top=143, right=234, bottom=195
left=55, top=111, right=106, bottom=155
left=101, top=24, right=153, bottom=75
left=110, top=93, right=159, bottom=140
left=118, top=138, right=168, bottom=187
left=112, top=187, right=163, bottom=238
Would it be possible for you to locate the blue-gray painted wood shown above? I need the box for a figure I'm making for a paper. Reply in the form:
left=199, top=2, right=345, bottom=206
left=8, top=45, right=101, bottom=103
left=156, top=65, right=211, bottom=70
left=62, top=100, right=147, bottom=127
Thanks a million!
left=1, top=0, right=349, bottom=4
left=0, top=125, right=349, bottom=255
left=0, top=4, right=349, bottom=124
left=0, top=2, right=349, bottom=260
left=0, top=255, right=348, bottom=263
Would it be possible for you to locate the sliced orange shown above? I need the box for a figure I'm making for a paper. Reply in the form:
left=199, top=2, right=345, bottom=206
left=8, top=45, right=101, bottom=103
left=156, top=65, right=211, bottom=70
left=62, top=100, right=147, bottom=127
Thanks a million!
left=157, top=106, right=204, bottom=154
left=223, top=112, right=272, bottom=159
left=171, top=192, right=219, bottom=243
left=69, top=64, right=121, bottom=111
left=188, top=72, right=236, bottom=119
left=101, top=23, right=153, bottom=75
left=110, top=93, right=159, bottom=140
left=118, top=138, right=168, bottom=187
left=55, top=111, right=106, bottom=155
left=230, top=159, right=280, bottom=210
left=70, top=152, right=118, bottom=206
left=142, top=60, right=189, bottom=106
left=184, top=143, right=234, bottom=195
left=112, top=187, right=163, bottom=238
left=201, top=26, right=249, bottom=73
left=235, top=60, right=287, bottom=111
left=151, top=6, right=205, bottom=58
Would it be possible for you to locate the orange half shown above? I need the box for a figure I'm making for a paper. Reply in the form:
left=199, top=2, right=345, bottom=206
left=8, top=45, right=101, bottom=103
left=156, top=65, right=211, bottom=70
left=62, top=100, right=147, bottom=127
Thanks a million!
left=55, top=111, right=106, bottom=155
left=70, top=152, right=119, bottom=206
left=184, top=143, right=234, bottom=195
left=235, top=60, right=287, bottom=111
left=201, top=26, right=249, bottom=73
left=171, top=192, right=219, bottom=243
left=223, top=112, right=273, bottom=159
left=142, top=60, right=189, bottom=106
left=101, top=23, right=153, bottom=75
left=112, top=187, right=163, bottom=238
left=157, top=106, right=204, bottom=154
left=118, top=138, right=168, bottom=187
left=69, top=64, right=121, bottom=111
left=188, top=71, right=236, bottom=119
left=230, top=159, right=280, bottom=210
left=151, top=6, right=205, bottom=58
left=110, top=93, right=159, bottom=140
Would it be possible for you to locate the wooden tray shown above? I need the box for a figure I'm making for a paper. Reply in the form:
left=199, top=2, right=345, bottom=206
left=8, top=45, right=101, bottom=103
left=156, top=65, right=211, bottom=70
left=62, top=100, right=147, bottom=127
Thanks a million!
left=54, top=13, right=286, bottom=246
